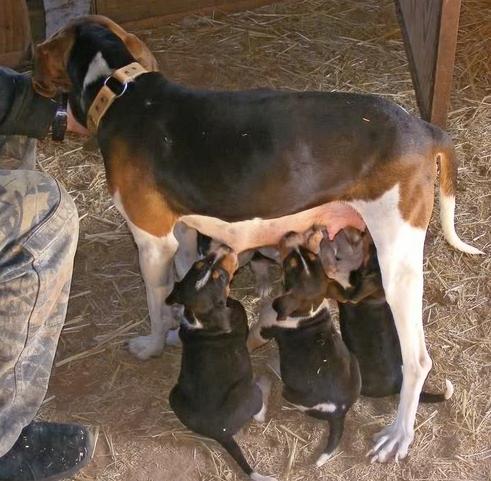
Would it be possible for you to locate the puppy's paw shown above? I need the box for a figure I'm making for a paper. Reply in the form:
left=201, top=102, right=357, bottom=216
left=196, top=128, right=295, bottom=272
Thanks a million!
left=128, top=335, right=164, bottom=360
left=367, top=423, right=414, bottom=463
left=316, top=451, right=336, bottom=467
left=250, top=472, right=278, bottom=481
left=165, top=329, right=182, bottom=347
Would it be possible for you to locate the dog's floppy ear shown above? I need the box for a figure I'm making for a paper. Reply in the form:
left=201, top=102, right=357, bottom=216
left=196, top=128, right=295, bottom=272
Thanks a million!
left=91, top=15, right=159, bottom=72
left=123, top=32, right=159, bottom=72
left=272, top=294, right=299, bottom=321
left=33, top=28, right=76, bottom=97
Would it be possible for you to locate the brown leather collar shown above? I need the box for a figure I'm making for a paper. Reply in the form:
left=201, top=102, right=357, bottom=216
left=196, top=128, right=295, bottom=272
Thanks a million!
left=87, top=62, right=148, bottom=133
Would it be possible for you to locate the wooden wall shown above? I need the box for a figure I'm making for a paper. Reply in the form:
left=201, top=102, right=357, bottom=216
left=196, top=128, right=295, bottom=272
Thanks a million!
left=93, top=0, right=279, bottom=28
left=0, top=0, right=31, bottom=67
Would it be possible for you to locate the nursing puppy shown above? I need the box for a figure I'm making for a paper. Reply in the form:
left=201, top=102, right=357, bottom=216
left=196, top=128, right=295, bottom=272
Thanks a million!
left=248, top=232, right=361, bottom=466
left=320, top=229, right=454, bottom=401
left=166, top=246, right=276, bottom=481
left=197, top=232, right=279, bottom=297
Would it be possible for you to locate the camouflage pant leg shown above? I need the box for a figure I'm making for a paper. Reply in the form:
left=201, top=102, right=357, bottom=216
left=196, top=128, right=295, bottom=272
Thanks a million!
left=0, top=169, right=79, bottom=457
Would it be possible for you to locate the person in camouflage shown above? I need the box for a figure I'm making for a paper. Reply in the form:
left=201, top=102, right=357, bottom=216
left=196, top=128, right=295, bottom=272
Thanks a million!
left=0, top=67, right=97, bottom=481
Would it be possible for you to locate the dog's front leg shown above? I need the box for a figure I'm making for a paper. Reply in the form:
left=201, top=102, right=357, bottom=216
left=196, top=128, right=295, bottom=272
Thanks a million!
left=350, top=186, right=432, bottom=463
left=127, top=221, right=179, bottom=360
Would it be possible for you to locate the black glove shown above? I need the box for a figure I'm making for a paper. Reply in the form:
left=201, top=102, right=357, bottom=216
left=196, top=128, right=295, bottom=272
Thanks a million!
left=0, top=67, right=57, bottom=138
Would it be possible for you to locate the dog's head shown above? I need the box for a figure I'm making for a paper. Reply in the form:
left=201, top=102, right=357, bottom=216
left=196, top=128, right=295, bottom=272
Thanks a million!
left=317, top=227, right=368, bottom=288
left=273, top=231, right=331, bottom=320
left=166, top=245, right=239, bottom=333
left=33, top=15, right=158, bottom=98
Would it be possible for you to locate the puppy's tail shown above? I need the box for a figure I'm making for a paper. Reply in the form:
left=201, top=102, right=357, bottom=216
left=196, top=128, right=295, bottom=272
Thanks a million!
left=419, top=379, right=454, bottom=403
left=435, top=129, right=484, bottom=254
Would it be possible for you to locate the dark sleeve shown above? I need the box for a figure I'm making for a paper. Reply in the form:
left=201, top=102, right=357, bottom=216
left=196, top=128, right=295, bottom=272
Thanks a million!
left=0, top=67, right=57, bottom=139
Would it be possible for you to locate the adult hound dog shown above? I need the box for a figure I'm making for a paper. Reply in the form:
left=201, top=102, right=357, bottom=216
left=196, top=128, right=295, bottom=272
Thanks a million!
left=32, top=15, right=482, bottom=463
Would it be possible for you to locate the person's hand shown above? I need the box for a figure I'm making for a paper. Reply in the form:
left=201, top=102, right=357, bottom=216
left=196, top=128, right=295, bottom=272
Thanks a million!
left=67, top=103, right=89, bottom=135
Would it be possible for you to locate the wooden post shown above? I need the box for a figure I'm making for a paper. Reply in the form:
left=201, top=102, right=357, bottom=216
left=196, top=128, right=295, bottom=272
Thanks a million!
left=395, top=0, right=461, bottom=128
left=0, top=0, right=32, bottom=67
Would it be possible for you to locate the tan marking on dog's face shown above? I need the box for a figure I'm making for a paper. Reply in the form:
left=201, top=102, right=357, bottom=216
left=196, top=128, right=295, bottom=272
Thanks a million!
left=218, top=251, right=239, bottom=278
left=108, top=140, right=177, bottom=236
left=305, top=225, right=325, bottom=254
left=33, top=15, right=158, bottom=98
left=289, top=257, right=298, bottom=268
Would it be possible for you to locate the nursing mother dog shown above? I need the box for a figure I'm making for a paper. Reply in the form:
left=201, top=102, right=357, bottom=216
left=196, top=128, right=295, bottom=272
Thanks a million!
left=32, top=15, right=483, bottom=463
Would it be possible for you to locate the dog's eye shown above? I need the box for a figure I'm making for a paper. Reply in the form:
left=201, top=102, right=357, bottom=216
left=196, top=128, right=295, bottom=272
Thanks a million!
left=196, top=261, right=205, bottom=269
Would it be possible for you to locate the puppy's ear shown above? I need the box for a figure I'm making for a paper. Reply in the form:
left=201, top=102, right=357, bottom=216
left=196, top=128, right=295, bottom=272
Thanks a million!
left=362, top=230, right=374, bottom=267
left=342, top=227, right=363, bottom=245
left=272, top=294, right=299, bottom=321
left=165, top=285, right=183, bottom=305
left=319, top=236, right=337, bottom=272
left=33, top=29, right=76, bottom=97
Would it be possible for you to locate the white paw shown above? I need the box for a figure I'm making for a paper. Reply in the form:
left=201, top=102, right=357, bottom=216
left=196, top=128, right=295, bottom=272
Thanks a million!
left=367, top=423, right=414, bottom=463
left=128, top=335, right=165, bottom=360
left=316, top=451, right=335, bottom=467
left=165, top=329, right=182, bottom=347
left=253, top=403, right=267, bottom=423
left=250, top=472, right=278, bottom=481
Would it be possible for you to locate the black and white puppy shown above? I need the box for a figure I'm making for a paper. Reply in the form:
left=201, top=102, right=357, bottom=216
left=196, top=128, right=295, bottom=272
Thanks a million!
left=248, top=231, right=361, bottom=466
left=197, top=231, right=279, bottom=297
left=320, top=230, right=454, bottom=401
left=166, top=246, right=276, bottom=481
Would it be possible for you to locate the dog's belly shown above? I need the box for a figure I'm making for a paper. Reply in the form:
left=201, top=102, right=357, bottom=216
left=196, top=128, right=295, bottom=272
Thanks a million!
left=180, top=201, right=364, bottom=253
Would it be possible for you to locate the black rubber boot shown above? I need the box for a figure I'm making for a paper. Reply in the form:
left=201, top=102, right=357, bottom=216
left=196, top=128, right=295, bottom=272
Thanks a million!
left=0, top=422, right=98, bottom=481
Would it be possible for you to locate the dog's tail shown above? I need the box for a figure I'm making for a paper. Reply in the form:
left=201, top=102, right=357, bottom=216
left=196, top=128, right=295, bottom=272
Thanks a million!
left=419, top=379, right=454, bottom=403
left=434, top=129, right=483, bottom=254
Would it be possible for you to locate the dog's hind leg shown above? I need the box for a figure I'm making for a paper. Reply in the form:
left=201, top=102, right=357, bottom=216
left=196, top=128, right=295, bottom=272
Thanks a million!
left=253, top=376, right=272, bottom=423
left=217, top=438, right=277, bottom=481
left=350, top=184, right=432, bottom=463
left=126, top=220, right=179, bottom=360
left=316, top=415, right=345, bottom=467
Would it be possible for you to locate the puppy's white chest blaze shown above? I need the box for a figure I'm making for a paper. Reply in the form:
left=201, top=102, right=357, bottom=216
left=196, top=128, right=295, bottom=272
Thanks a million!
left=180, top=201, right=365, bottom=253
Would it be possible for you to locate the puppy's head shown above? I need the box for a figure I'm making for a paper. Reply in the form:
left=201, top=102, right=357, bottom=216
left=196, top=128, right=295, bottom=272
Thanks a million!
left=166, top=245, right=238, bottom=332
left=33, top=15, right=158, bottom=98
left=273, top=232, right=329, bottom=320
left=318, top=227, right=367, bottom=288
